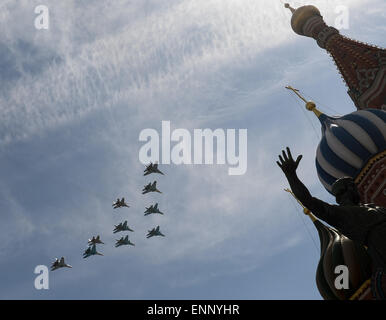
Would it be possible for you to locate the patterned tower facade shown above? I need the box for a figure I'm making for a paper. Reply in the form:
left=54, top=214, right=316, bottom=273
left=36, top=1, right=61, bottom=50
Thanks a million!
left=286, top=4, right=386, bottom=111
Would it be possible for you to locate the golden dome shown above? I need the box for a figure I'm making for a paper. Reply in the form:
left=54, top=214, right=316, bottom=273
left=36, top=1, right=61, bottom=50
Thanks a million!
left=289, top=5, right=321, bottom=35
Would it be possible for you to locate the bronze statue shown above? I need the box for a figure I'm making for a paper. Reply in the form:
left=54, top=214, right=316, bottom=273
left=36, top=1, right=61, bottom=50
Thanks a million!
left=277, top=147, right=386, bottom=299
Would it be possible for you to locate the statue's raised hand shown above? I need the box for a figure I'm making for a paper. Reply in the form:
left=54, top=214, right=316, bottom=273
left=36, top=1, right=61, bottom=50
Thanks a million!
left=276, top=147, right=302, bottom=176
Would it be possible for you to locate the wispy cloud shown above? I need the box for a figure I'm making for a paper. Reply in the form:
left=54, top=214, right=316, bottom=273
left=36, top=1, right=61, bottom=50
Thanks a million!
left=0, top=0, right=382, bottom=298
left=0, top=0, right=370, bottom=145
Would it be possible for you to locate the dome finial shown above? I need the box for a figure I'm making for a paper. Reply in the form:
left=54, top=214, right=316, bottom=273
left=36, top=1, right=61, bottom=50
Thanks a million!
left=284, top=3, right=296, bottom=14
left=285, top=85, right=323, bottom=118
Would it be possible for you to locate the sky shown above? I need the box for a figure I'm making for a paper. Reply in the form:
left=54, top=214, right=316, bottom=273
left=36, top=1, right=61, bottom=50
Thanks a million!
left=0, top=0, right=385, bottom=299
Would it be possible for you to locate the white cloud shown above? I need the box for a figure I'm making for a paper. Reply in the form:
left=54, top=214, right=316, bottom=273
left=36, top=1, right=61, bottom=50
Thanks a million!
left=0, top=0, right=382, bottom=297
left=0, top=0, right=371, bottom=145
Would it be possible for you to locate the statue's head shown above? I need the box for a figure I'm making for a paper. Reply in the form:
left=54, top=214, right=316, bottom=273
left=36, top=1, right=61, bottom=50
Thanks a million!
left=332, top=177, right=361, bottom=205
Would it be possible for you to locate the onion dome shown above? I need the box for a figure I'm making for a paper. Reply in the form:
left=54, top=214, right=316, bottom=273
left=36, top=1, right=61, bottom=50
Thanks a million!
left=284, top=3, right=386, bottom=111
left=284, top=3, right=321, bottom=36
left=314, top=108, right=386, bottom=204
left=286, top=86, right=386, bottom=206
left=314, top=218, right=372, bottom=300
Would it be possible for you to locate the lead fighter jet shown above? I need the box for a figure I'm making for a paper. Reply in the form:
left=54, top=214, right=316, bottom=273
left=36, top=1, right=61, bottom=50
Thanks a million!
left=51, top=257, right=72, bottom=271
left=88, top=235, right=104, bottom=245
left=144, top=162, right=164, bottom=176
left=144, top=203, right=164, bottom=216
left=113, top=197, right=130, bottom=209
left=142, top=181, right=162, bottom=194
left=115, top=235, right=135, bottom=247
left=146, top=226, right=165, bottom=238
left=113, top=221, right=134, bottom=233
left=83, top=244, right=103, bottom=258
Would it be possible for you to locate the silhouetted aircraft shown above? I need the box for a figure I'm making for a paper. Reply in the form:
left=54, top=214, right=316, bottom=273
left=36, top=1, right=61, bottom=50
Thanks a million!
left=83, top=244, right=103, bottom=258
left=88, top=235, right=104, bottom=245
left=142, top=181, right=162, bottom=194
left=146, top=226, right=165, bottom=238
left=144, top=162, right=164, bottom=176
left=144, top=203, right=164, bottom=216
left=113, top=197, right=130, bottom=209
left=51, top=257, right=72, bottom=271
left=113, top=221, right=134, bottom=233
left=115, top=235, right=135, bottom=247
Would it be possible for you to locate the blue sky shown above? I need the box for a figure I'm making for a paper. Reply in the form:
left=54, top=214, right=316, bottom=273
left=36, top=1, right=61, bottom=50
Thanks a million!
left=0, top=0, right=385, bottom=299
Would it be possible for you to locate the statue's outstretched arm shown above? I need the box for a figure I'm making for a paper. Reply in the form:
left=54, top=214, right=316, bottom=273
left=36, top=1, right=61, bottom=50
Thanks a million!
left=277, top=147, right=327, bottom=215
left=277, top=148, right=373, bottom=240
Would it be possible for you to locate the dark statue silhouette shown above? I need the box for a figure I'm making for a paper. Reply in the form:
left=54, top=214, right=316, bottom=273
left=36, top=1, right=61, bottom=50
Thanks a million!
left=277, top=147, right=386, bottom=299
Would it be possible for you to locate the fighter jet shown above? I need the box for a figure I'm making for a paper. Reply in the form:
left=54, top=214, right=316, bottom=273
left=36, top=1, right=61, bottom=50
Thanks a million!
left=144, top=162, right=164, bottom=176
left=112, top=197, right=130, bottom=209
left=113, top=220, right=134, bottom=233
left=51, top=257, right=72, bottom=271
left=83, top=244, right=103, bottom=258
left=142, top=181, right=162, bottom=194
left=88, top=235, right=104, bottom=245
left=115, top=235, right=135, bottom=247
left=146, top=226, right=165, bottom=238
left=144, top=203, right=164, bottom=216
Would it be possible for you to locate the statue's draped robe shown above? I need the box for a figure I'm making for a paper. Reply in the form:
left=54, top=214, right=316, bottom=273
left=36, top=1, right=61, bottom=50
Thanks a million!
left=287, top=173, right=386, bottom=270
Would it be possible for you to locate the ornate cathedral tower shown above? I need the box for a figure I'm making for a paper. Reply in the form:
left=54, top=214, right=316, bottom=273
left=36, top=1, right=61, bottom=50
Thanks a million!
left=285, top=3, right=386, bottom=111
left=284, top=3, right=386, bottom=300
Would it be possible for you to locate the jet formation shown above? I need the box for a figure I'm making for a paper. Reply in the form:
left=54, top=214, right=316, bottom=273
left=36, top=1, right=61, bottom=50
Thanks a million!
left=115, top=235, right=135, bottom=247
left=50, top=165, right=167, bottom=270
left=146, top=226, right=165, bottom=238
left=113, top=221, right=134, bottom=233
left=51, top=257, right=72, bottom=271
left=142, top=181, right=162, bottom=194
left=144, top=162, right=164, bottom=176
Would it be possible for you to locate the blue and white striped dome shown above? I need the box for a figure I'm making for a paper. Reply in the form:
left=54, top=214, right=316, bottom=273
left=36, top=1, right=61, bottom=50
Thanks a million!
left=315, top=109, right=386, bottom=194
